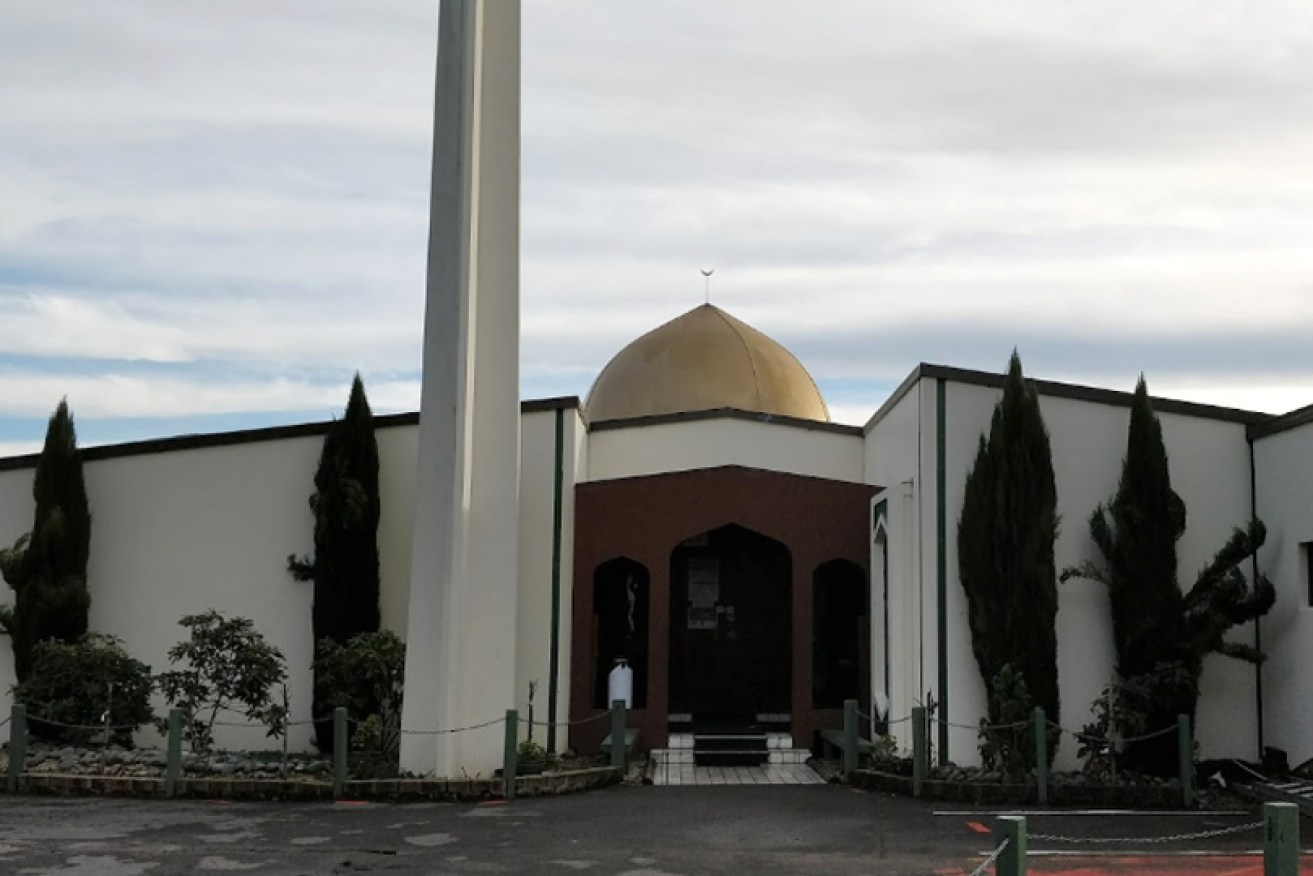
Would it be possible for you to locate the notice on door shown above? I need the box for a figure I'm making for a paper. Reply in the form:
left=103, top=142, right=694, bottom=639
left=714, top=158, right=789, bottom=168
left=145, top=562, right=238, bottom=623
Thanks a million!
left=687, top=557, right=719, bottom=630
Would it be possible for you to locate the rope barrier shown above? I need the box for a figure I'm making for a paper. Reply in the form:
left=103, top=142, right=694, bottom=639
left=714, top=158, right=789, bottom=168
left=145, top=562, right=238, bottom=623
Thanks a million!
left=523, top=711, right=613, bottom=729
left=25, top=714, right=143, bottom=732
left=1044, top=718, right=1180, bottom=745
left=968, top=837, right=1010, bottom=876
left=398, top=716, right=506, bottom=736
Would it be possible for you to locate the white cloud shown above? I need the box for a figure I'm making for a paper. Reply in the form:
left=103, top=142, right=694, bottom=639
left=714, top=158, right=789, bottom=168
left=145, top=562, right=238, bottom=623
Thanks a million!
left=2, top=0, right=1312, bottom=442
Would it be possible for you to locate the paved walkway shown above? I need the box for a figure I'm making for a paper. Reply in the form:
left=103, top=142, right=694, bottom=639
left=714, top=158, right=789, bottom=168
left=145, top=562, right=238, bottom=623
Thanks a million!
left=650, top=761, right=824, bottom=785
left=0, top=786, right=1299, bottom=875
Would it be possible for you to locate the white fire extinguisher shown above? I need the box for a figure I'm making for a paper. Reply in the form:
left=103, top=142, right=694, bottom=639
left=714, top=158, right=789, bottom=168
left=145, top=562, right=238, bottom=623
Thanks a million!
left=608, top=657, right=634, bottom=708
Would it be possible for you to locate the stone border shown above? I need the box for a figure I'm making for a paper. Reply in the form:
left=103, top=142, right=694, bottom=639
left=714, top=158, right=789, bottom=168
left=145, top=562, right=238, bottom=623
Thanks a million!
left=6, top=765, right=622, bottom=802
left=852, top=769, right=1185, bottom=808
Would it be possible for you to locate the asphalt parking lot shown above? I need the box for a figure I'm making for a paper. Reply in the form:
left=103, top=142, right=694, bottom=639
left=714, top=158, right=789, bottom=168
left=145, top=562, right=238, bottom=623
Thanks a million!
left=0, top=785, right=1298, bottom=875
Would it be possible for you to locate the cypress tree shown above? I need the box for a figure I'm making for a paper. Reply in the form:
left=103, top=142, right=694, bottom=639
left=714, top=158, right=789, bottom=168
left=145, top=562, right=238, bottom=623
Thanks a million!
left=1063, top=377, right=1274, bottom=772
left=288, top=374, right=381, bottom=751
left=958, top=353, right=1061, bottom=757
left=0, top=400, right=92, bottom=681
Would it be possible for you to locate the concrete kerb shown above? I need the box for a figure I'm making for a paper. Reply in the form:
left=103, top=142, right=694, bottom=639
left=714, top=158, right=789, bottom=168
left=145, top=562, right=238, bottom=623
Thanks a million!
left=1, top=765, right=622, bottom=802
left=851, top=767, right=1195, bottom=808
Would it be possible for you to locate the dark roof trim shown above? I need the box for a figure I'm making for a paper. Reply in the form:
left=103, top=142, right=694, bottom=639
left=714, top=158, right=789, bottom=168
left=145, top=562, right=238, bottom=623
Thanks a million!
left=864, top=363, right=1272, bottom=433
left=0, top=396, right=583, bottom=473
left=521, top=396, right=581, bottom=414
left=1249, top=401, right=1313, bottom=441
left=577, top=462, right=878, bottom=491
left=587, top=406, right=863, bottom=437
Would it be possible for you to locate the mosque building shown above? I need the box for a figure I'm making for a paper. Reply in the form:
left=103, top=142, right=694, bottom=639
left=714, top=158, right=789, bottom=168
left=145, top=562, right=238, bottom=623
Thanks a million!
left=2, top=301, right=1310, bottom=775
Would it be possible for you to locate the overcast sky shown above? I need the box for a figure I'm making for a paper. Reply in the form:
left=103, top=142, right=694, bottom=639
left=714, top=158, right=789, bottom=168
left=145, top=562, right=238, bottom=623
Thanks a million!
left=2, top=0, right=1312, bottom=455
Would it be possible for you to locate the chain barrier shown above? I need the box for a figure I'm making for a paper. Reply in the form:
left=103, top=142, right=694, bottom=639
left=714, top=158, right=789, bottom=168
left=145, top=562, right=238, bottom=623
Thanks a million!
left=1030, top=821, right=1262, bottom=845
left=968, top=837, right=1010, bottom=876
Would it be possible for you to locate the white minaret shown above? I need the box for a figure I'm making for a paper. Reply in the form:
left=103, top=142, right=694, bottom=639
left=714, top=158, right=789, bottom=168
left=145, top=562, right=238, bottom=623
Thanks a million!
left=401, top=0, right=521, bottom=777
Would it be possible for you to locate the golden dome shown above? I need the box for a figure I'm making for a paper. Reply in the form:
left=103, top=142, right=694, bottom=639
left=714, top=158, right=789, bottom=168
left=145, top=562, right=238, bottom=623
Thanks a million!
left=584, top=304, right=830, bottom=423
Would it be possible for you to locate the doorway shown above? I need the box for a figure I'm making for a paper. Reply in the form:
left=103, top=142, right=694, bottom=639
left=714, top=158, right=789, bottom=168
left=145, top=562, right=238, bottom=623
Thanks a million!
left=668, top=524, right=791, bottom=724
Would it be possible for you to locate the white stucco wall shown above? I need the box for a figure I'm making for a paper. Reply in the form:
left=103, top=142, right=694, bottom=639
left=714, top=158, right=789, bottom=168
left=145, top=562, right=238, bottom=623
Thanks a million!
left=0, top=466, right=33, bottom=721
left=376, top=426, right=418, bottom=636
left=515, top=406, right=583, bottom=751
left=1253, top=417, right=1313, bottom=769
left=0, top=420, right=424, bottom=752
left=585, top=416, right=864, bottom=484
left=936, top=379, right=1258, bottom=769
left=864, top=379, right=929, bottom=742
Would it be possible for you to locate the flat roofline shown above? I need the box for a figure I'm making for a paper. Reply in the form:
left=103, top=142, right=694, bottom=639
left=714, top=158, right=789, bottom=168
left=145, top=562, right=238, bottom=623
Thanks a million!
left=0, top=396, right=582, bottom=473
left=587, top=406, right=863, bottom=437
left=1249, top=401, right=1313, bottom=441
left=864, top=363, right=1273, bottom=433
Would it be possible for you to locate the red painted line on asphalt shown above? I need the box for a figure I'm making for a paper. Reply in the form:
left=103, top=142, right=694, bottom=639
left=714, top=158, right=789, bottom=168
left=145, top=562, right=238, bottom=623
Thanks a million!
left=966, top=821, right=990, bottom=834
left=478, top=800, right=508, bottom=807
left=333, top=799, right=369, bottom=807
left=1025, top=855, right=1313, bottom=875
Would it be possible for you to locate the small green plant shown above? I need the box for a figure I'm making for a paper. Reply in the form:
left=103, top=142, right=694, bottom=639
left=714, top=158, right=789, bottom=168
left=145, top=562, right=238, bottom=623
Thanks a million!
left=518, top=739, right=546, bottom=760
left=871, top=734, right=899, bottom=760
left=977, top=664, right=1058, bottom=779
left=156, top=611, right=287, bottom=751
left=313, top=630, right=405, bottom=758
left=14, top=633, right=153, bottom=745
left=1077, top=663, right=1193, bottom=780
left=517, top=739, right=548, bottom=770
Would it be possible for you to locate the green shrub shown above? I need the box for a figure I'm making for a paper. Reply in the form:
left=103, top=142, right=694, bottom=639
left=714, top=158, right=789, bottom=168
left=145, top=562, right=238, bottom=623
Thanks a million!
left=13, top=633, right=153, bottom=745
left=313, top=630, right=404, bottom=758
left=156, top=611, right=287, bottom=751
left=977, top=664, right=1057, bottom=780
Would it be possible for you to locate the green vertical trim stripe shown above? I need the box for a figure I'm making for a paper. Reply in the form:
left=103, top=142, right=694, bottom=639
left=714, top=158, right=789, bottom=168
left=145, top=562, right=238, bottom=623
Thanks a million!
left=547, top=408, right=565, bottom=753
left=936, top=378, right=949, bottom=764
left=1248, top=436, right=1264, bottom=756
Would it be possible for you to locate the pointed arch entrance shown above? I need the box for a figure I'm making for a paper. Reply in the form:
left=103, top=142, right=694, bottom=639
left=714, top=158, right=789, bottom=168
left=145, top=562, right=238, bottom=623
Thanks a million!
left=669, top=524, right=791, bottom=721
left=569, top=465, right=879, bottom=754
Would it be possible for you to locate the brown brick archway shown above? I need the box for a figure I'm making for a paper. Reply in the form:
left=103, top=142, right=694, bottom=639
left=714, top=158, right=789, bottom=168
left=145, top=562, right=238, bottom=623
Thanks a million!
left=569, top=465, right=878, bottom=753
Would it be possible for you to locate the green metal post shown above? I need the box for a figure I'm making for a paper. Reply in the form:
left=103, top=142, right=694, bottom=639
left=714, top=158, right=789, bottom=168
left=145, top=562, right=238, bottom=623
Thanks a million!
left=610, top=700, right=626, bottom=770
left=1033, top=707, right=1048, bottom=806
left=842, top=699, right=859, bottom=781
left=332, top=707, right=348, bottom=799
left=503, top=709, right=519, bottom=800
left=7, top=703, right=26, bottom=793
left=165, top=708, right=183, bottom=797
left=1264, top=801, right=1298, bottom=876
left=1177, top=714, right=1193, bottom=807
left=912, top=706, right=926, bottom=798
left=996, top=815, right=1027, bottom=876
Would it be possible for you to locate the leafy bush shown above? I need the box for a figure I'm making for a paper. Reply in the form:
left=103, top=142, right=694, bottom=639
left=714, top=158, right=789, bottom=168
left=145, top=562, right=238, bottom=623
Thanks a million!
left=14, top=633, right=153, bottom=745
left=1077, top=662, right=1195, bottom=780
left=977, top=664, right=1058, bottom=780
left=313, top=630, right=404, bottom=758
left=156, top=611, right=287, bottom=751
